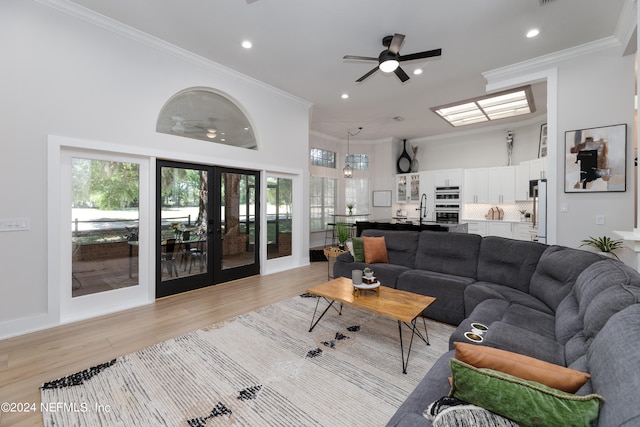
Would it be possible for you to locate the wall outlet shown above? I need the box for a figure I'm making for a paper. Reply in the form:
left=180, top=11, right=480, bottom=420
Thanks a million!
left=595, top=215, right=605, bottom=225
left=560, top=203, right=569, bottom=213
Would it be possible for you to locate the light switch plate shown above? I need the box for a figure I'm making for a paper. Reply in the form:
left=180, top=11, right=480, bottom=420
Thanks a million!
left=0, top=217, right=30, bottom=232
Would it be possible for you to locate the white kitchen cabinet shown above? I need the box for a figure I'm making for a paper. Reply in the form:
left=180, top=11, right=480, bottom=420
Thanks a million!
left=488, top=166, right=516, bottom=204
left=466, top=220, right=487, bottom=237
left=396, top=174, right=409, bottom=203
left=396, top=173, right=420, bottom=203
left=516, top=159, right=547, bottom=200
left=435, top=168, right=463, bottom=187
left=516, top=163, right=531, bottom=200
left=529, top=158, right=546, bottom=180
left=487, top=221, right=514, bottom=238
left=514, top=222, right=535, bottom=241
left=464, top=168, right=489, bottom=203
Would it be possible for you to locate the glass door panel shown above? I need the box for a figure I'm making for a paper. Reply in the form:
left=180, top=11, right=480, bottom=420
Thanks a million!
left=217, top=168, right=260, bottom=282
left=156, top=161, right=213, bottom=297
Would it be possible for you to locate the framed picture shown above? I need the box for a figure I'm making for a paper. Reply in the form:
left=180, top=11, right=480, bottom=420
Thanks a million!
left=372, top=190, right=392, bottom=207
left=564, top=123, right=627, bottom=193
left=538, top=123, right=547, bottom=158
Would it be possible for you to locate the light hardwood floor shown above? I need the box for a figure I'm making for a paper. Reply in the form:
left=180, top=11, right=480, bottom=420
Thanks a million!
left=0, top=262, right=327, bottom=427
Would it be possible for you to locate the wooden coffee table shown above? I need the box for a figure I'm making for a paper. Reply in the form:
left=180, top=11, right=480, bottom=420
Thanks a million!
left=306, top=277, right=436, bottom=374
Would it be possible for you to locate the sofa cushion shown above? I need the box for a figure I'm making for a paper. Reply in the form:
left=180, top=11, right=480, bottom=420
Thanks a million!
left=415, top=231, right=482, bottom=279
left=555, top=259, right=635, bottom=346
left=563, top=279, right=640, bottom=366
left=454, top=342, right=590, bottom=393
left=449, top=359, right=603, bottom=427
left=500, top=304, right=556, bottom=341
left=464, top=282, right=553, bottom=316
left=333, top=258, right=410, bottom=289
left=479, top=321, right=566, bottom=366
left=586, top=304, right=640, bottom=427
left=361, top=229, right=420, bottom=268
left=396, top=269, right=474, bottom=325
left=476, top=236, right=547, bottom=293
left=528, top=246, right=603, bottom=312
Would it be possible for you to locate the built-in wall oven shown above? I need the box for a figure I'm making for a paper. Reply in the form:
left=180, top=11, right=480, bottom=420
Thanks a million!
left=435, top=186, right=461, bottom=223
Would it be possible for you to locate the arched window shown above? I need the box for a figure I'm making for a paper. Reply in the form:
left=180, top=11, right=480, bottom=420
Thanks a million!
left=156, top=87, right=257, bottom=149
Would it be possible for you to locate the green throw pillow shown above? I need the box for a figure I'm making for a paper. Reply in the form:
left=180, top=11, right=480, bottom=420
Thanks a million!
left=449, top=359, right=603, bottom=427
left=352, top=237, right=365, bottom=262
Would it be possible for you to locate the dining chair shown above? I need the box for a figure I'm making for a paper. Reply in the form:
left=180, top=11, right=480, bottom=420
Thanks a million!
left=161, top=238, right=179, bottom=277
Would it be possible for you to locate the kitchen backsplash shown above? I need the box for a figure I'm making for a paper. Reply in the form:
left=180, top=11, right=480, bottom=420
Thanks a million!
left=464, top=201, right=534, bottom=222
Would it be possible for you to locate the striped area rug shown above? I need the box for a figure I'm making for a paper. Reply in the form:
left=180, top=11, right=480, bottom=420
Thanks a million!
left=41, top=295, right=454, bottom=426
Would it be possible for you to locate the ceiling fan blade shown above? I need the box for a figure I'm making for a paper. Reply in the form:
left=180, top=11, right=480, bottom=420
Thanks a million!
left=344, top=55, right=378, bottom=61
left=394, top=66, right=410, bottom=82
left=388, top=33, right=405, bottom=55
left=356, top=67, right=379, bottom=82
left=399, top=48, right=442, bottom=62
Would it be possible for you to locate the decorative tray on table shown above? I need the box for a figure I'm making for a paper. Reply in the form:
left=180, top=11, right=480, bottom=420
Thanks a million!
left=353, top=278, right=380, bottom=296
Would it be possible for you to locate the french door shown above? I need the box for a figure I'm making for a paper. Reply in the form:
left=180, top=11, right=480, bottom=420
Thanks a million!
left=156, top=161, right=260, bottom=298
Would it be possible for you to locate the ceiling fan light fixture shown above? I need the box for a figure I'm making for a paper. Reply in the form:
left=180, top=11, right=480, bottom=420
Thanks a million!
left=379, top=59, right=399, bottom=73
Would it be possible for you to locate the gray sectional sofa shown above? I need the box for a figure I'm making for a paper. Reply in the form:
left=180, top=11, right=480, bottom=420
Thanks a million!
left=333, top=229, right=640, bottom=426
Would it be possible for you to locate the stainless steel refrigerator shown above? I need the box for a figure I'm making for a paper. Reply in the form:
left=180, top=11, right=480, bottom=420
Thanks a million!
left=531, top=179, right=547, bottom=244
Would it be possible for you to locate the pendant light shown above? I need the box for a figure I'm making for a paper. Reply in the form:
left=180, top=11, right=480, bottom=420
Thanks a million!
left=343, top=127, right=362, bottom=178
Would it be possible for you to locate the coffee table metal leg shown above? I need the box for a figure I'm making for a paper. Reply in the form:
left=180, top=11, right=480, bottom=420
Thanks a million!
left=309, top=298, right=335, bottom=332
left=398, top=317, right=430, bottom=374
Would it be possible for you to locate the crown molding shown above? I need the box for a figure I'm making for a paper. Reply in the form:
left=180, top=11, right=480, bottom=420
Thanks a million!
left=483, top=36, right=622, bottom=84
left=33, top=0, right=312, bottom=109
left=615, top=0, right=638, bottom=55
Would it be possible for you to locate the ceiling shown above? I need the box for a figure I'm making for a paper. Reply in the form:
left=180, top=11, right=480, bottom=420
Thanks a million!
left=66, top=0, right=629, bottom=141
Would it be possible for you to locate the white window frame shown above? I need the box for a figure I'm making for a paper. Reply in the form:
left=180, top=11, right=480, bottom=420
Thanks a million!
left=49, top=137, right=153, bottom=325
left=310, top=176, right=336, bottom=232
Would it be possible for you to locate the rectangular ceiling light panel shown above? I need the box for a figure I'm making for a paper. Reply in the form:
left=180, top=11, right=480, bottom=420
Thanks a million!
left=432, top=85, right=535, bottom=127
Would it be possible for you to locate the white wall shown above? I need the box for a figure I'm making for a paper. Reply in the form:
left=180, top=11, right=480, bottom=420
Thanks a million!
left=409, top=118, right=546, bottom=170
left=0, top=0, right=311, bottom=338
left=555, top=50, right=635, bottom=249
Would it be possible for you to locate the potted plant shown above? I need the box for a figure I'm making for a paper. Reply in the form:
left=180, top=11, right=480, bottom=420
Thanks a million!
left=363, top=267, right=373, bottom=279
left=335, top=222, right=350, bottom=250
left=579, top=236, right=624, bottom=260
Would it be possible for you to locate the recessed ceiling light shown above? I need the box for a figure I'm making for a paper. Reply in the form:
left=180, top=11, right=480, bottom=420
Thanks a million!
left=526, top=28, right=540, bottom=38
left=242, top=40, right=252, bottom=49
left=341, top=93, right=349, bottom=99
left=413, top=68, right=423, bottom=75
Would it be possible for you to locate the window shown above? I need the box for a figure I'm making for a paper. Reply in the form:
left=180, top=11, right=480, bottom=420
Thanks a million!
left=310, top=176, right=336, bottom=231
left=310, top=148, right=336, bottom=168
left=156, top=87, right=257, bottom=149
left=345, top=179, right=369, bottom=215
left=345, top=154, right=369, bottom=170
left=71, top=158, right=140, bottom=297
left=266, top=176, right=293, bottom=259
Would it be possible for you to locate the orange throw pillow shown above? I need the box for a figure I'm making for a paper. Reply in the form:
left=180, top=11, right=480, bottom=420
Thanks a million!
left=454, top=342, right=590, bottom=393
left=362, top=236, right=389, bottom=264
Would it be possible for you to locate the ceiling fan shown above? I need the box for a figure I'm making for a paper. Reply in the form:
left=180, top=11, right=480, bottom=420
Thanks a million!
left=343, top=33, right=442, bottom=83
